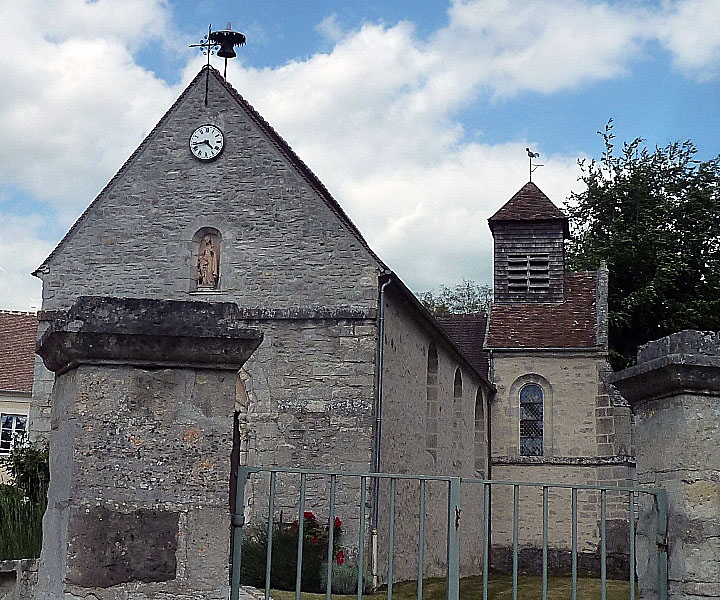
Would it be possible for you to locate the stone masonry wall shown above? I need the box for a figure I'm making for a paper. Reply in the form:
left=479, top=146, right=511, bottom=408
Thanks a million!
left=36, top=72, right=380, bottom=312
left=611, top=330, right=720, bottom=600
left=378, top=286, right=489, bottom=581
left=490, top=350, right=634, bottom=575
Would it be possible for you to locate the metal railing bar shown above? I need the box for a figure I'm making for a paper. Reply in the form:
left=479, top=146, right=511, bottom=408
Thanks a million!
left=358, top=476, right=367, bottom=600
left=230, top=467, right=249, bottom=600
left=482, top=482, right=490, bottom=600
left=265, top=471, right=276, bottom=600
left=600, top=489, right=607, bottom=600
left=326, top=474, right=337, bottom=600
left=417, top=479, right=425, bottom=600
left=629, top=491, right=635, bottom=600
left=571, top=487, right=578, bottom=600
left=239, top=466, right=662, bottom=496
left=388, top=478, right=397, bottom=600
left=462, top=477, right=661, bottom=495
left=295, top=473, right=306, bottom=600
left=542, top=486, right=548, bottom=600
left=512, top=484, right=519, bottom=600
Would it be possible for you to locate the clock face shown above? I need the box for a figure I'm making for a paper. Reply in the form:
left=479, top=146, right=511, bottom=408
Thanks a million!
left=190, top=125, right=224, bottom=161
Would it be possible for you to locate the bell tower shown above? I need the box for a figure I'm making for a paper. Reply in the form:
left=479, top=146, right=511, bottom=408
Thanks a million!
left=488, top=182, right=569, bottom=304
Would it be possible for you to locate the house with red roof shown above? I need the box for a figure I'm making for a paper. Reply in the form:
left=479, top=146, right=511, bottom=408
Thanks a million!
left=0, top=310, right=38, bottom=481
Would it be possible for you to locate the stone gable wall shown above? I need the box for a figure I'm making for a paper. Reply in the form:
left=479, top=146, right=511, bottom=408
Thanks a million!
left=37, top=73, right=380, bottom=312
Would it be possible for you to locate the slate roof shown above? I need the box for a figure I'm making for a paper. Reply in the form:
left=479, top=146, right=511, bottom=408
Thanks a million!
left=486, top=273, right=599, bottom=349
left=434, top=313, right=490, bottom=376
left=488, top=182, right=569, bottom=236
left=0, top=311, right=38, bottom=394
left=35, top=65, right=387, bottom=275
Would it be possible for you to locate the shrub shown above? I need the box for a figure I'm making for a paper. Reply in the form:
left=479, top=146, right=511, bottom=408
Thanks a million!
left=240, top=511, right=343, bottom=592
left=0, top=438, right=49, bottom=560
left=320, top=561, right=373, bottom=595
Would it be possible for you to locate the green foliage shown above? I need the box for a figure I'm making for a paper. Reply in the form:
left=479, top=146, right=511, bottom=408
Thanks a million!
left=320, top=562, right=373, bottom=595
left=0, top=438, right=49, bottom=559
left=419, top=280, right=492, bottom=315
left=240, top=511, right=343, bottom=593
left=566, top=122, right=720, bottom=369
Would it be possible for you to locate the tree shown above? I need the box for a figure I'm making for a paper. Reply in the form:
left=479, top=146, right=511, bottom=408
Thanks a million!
left=418, top=280, right=492, bottom=314
left=566, top=122, right=720, bottom=369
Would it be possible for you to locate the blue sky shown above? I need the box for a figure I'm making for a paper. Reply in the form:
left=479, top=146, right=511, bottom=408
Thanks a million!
left=2, top=0, right=720, bottom=310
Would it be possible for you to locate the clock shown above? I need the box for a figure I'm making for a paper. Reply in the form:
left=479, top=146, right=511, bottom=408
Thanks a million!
left=190, top=124, right=224, bottom=161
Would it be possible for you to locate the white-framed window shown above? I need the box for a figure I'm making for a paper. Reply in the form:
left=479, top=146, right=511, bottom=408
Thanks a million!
left=0, top=413, right=27, bottom=453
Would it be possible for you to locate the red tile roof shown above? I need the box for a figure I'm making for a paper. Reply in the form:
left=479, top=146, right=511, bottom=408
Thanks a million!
left=0, top=311, right=38, bottom=393
left=486, top=273, right=599, bottom=349
left=434, top=313, right=489, bottom=375
left=488, top=182, right=569, bottom=236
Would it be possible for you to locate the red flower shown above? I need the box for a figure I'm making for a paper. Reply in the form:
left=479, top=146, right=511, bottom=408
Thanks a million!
left=291, top=519, right=299, bottom=530
left=336, top=550, right=345, bottom=565
left=304, top=511, right=316, bottom=520
left=334, top=516, right=342, bottom=529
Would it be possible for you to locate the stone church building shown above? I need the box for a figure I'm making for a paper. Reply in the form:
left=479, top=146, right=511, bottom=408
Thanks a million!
left=26, top=66, right=633, bottom=587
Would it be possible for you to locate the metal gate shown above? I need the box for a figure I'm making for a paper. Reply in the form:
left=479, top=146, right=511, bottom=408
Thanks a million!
left=230, top=467, right=667, bottom=600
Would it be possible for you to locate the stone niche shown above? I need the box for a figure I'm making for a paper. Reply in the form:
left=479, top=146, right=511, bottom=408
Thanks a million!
left=34, top=297, right=262, bottom=600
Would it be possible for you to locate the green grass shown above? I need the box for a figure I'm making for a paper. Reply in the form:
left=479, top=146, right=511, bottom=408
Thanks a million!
left=0, top=486, right=45, bottom=560
left=268, top=574, right=636, bottom=600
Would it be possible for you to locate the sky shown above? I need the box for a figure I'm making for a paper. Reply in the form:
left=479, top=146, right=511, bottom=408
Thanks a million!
left=2, top=0, right=720, bottom=311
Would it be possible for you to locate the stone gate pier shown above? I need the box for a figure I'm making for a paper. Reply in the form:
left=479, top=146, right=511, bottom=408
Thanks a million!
left=611, top=331, right=720, bottom=600
left=34, top=297, right=262, bottom=600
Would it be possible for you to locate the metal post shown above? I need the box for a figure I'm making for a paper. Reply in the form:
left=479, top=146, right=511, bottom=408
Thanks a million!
left=571, top=488, right=578, bottom=600
left=446, top=477, right=461, bottom=600
left=295, top=473, right=307, bottom=600
left=482, top=483, right=490, bottom=600
left=326, top=474, right=337, bottom=600
left=600, top=489, right=607, bottom=600
left=230, top=466, right=250, bottom=600
left=418, top=479, right=426, bottom=600
left=358, top=477, right=367, bottom=600
left=512, top=485, right=519, bottom=600
left=629, top=491, right=636, bottom=600
left=388, top=478, right=397, bottom=600
left=542, top=486, right=548, bottom=600
left=656, top=490, right=668, bottom=600
left=265, top=472, right=277, bottom=600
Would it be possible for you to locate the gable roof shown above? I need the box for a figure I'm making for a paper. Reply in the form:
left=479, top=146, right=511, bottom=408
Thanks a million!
left=488, top=182, right=569, bottom=236
left=0, top=311, right=38, bottom=394
left=434, top=313, right=489, bottom=375
left=35, top=65, right=386, bottom=276
left=486, top=272, right=599, bottom=349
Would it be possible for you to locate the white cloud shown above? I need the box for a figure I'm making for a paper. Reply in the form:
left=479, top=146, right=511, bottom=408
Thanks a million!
left=0, top=213, right=54, bottom=311
left=1, top=0, right=718, bottom=309
left=657, top=0, right=720, bottom=79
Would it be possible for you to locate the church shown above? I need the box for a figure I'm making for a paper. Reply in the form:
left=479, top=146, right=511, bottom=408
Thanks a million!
left=25, top=65, right=634, bottom=584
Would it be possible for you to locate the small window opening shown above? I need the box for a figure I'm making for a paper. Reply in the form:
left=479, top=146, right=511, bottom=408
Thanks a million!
left=520, top=384, right=543, bottom=456
left=508, top=254, right=549, bottom=293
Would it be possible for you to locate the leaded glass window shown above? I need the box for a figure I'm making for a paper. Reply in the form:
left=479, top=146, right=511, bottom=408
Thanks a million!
left=0, top=413, right=27, bottom=453
left=520, top=384, right=543, bottom=456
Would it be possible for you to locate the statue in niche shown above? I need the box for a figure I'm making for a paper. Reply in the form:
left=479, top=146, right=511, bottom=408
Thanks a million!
left=197, top=234, right=219, bottom=288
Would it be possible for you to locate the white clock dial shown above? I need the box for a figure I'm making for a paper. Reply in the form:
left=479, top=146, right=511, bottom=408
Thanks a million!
left=190, top=125, right=224, bottom=161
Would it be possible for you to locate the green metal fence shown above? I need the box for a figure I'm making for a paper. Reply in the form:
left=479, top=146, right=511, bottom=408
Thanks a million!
left=230, top=467, right=667, bottom=600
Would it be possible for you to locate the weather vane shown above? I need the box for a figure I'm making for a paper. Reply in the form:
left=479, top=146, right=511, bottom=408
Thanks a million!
left=526, top=148, right=543, bottom=182
left=190, top=23, right=247, bottom=104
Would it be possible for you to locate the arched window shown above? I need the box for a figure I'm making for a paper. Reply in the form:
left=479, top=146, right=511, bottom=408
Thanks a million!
left=520, top=384, right=543, bottom=456
left=193, top=227, right=222, bottom=289
left=474, top=388, right=485, bottom=475
left=425, top=344, right=438, bottom=456
left=452, top=368, right=463, bottom=450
